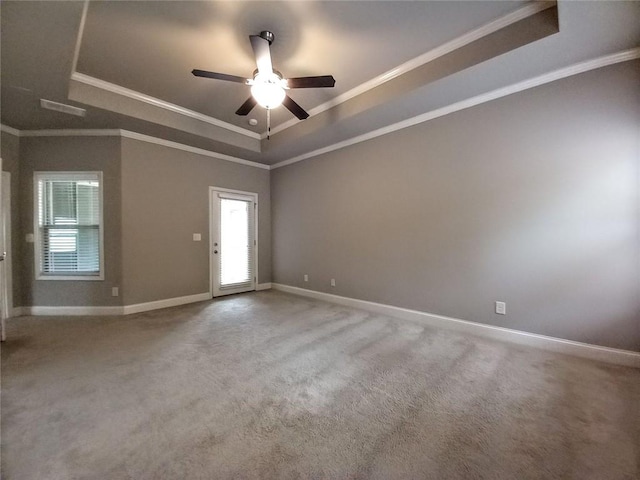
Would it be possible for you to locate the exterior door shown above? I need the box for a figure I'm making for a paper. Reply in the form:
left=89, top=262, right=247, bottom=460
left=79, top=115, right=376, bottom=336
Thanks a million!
left=210, top=188, right=257, bottom=297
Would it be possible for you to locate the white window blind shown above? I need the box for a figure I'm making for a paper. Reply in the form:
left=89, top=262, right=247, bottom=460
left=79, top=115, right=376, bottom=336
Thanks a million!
left=35, top=172, right=103, bottom=280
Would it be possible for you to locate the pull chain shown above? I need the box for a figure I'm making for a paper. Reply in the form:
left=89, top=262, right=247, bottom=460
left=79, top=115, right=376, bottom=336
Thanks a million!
left=267, top=108, right=271, bottom=140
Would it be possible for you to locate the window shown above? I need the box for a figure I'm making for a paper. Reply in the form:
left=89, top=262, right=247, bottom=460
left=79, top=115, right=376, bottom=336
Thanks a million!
left=34, top=172, right=104, bottom=280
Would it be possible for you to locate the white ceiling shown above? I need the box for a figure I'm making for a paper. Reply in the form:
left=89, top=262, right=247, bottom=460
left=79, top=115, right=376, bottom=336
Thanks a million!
left=2, top=1, right=639, bottom=166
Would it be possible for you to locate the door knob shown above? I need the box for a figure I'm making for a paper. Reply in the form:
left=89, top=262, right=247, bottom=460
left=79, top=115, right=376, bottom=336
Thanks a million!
left=214, top=250, right=218, bottom=254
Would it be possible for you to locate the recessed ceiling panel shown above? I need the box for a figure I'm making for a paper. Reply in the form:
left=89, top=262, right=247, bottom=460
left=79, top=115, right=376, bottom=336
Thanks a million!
left=77, top=1, right=527, bottom=130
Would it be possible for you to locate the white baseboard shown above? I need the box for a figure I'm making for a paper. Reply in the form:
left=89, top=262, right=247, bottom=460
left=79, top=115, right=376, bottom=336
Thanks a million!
left=122, top=292, right=211, bottom=315
left=256, top=283, right=272, bottom=291
left=271, top=284, right=640, bottom=368
left=22, top=305, right=123, bottom=316
left=13, top=292, right=212, bottom=317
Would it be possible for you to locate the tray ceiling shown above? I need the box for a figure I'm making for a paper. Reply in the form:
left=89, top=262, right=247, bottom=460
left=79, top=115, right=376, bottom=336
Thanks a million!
left=2, top=1, right=639, bottom=166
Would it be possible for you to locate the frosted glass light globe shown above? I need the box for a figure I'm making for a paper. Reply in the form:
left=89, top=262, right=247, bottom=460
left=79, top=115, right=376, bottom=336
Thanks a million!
left=251, top=74, right=286, bottom=109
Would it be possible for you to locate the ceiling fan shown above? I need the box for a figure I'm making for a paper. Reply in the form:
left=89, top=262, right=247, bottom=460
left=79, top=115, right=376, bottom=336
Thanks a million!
left=192, top=31, right=336, bottom=125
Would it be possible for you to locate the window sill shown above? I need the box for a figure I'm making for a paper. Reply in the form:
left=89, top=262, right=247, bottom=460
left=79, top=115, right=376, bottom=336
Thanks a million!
left=36, top=275, right=104, bottom=281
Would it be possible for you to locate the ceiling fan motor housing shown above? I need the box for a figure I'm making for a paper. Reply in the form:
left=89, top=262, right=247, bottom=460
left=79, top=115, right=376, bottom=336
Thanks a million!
left=259, top=31, right=275, bottom=45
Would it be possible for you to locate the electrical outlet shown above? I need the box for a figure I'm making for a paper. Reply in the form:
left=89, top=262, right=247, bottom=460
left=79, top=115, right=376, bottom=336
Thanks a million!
left=112, top=287, right=119, bottom=297
left=330, top=278, right=336, bottom=287
left=26, top=233, right=35, bottom=243
left=495, top=301, right=506, bottom=315
left=193, top=233, right=202, bottom=241
left=304, top=274, right=309, bottom=282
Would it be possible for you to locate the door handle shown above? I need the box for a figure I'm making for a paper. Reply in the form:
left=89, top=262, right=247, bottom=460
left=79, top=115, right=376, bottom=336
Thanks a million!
left=213, top=250, right=218, bottom=254
left=0, top=252, right=6, bottom=261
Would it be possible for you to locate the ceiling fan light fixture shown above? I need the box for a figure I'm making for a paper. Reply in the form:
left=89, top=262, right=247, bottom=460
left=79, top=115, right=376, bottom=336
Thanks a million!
left=251, top=73, right=286, bottom=109
left=192, top=30, right=335, bottom=120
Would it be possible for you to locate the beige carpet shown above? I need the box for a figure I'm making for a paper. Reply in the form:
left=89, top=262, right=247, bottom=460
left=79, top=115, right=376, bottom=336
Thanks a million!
left=2, top=291, right=639, bottom=479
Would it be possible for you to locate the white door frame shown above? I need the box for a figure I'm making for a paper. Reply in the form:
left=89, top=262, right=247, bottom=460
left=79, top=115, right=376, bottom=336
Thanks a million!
left=1, top=172, right=12, bottom=323
left=0, top=163, right=6, bottom=341
left=209, top=187, right=258, bottom=298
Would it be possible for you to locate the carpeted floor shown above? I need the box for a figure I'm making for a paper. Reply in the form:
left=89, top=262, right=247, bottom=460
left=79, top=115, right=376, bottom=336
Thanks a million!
left=1, top=290, right=639, bottom=479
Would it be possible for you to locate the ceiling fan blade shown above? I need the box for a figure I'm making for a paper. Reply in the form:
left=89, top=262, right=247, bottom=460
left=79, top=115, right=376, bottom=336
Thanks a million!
left=286, top=75, right=336, bottom=89
left=192, top=69, right=248, bottom=84
left=250, top=35, right=273, bottom=76
left=235, top=96, right=258, bottom=116
left=283, top=95, right=309, bottom=120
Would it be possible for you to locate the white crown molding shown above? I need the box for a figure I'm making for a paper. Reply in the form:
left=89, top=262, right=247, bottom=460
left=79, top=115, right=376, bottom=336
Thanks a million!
left=262, top=1, right=556, bottom=139
left=9, top=48, right=637, bottom=173
left=272, top=47, right=640, bottom=170
left=120, top=130, right=270, bottom=170
left=0, top=124, right=22, bottom=136
left=70, top=0, right=90, bottom=75
left=70, top=72, right=261, bottom=140
left=272, top=284, right=640, bottom=368
left=2, top=125, right=271, bottom=170
left=19, top=129, right=121, bottom=137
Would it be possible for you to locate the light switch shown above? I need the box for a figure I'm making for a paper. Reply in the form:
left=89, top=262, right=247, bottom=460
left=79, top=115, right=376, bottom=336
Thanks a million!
left=26, top=233, right=35, bottom=243
left=193, top=233, right=202, bottom=241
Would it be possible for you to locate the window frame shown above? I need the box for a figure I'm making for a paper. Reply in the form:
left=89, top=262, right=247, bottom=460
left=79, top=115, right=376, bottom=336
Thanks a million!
left=33, top=171, right=105, bottom=281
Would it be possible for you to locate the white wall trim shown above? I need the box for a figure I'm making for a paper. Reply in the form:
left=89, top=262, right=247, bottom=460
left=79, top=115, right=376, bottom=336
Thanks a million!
left=271, top=284, right=640, bottom=368
left=11, top=293, right=212, bottom=317
left=256, top=283, right=272, bottom=291
left=122, top=292, right=211, bottom=315
left=2, top=125, right=270, bottom=170
left=19, top=129, right=121, bottom=137
left=262, top=1, right=556, bottom=139
left=70, top=0, right=90, bottom=76
left=70, top=72, right=260, bottom=140
left=271, top=47, right=640, bottom=170
left=0, top=124, right=22, bottom=136
left=9, top=48, right=637, bottom=173
left=22, top=306, right=123, bottom=316
left=120, top=130, right=269, bottom=170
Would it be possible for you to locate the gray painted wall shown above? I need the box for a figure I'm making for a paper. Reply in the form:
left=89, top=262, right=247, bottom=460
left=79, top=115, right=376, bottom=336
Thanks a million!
left=1, top=131, right=22, bottom=307
left=19, top=136, right=123, bottom=307
left=271, top=60, right=640, bottom=352
left=120, top=138, right=271, bottom=305
left=14, top=135, right=270, bottom=308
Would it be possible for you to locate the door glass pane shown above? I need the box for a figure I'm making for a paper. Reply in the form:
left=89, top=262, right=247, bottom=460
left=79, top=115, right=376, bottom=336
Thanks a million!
left=220, top=198, right=251, bottom=286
